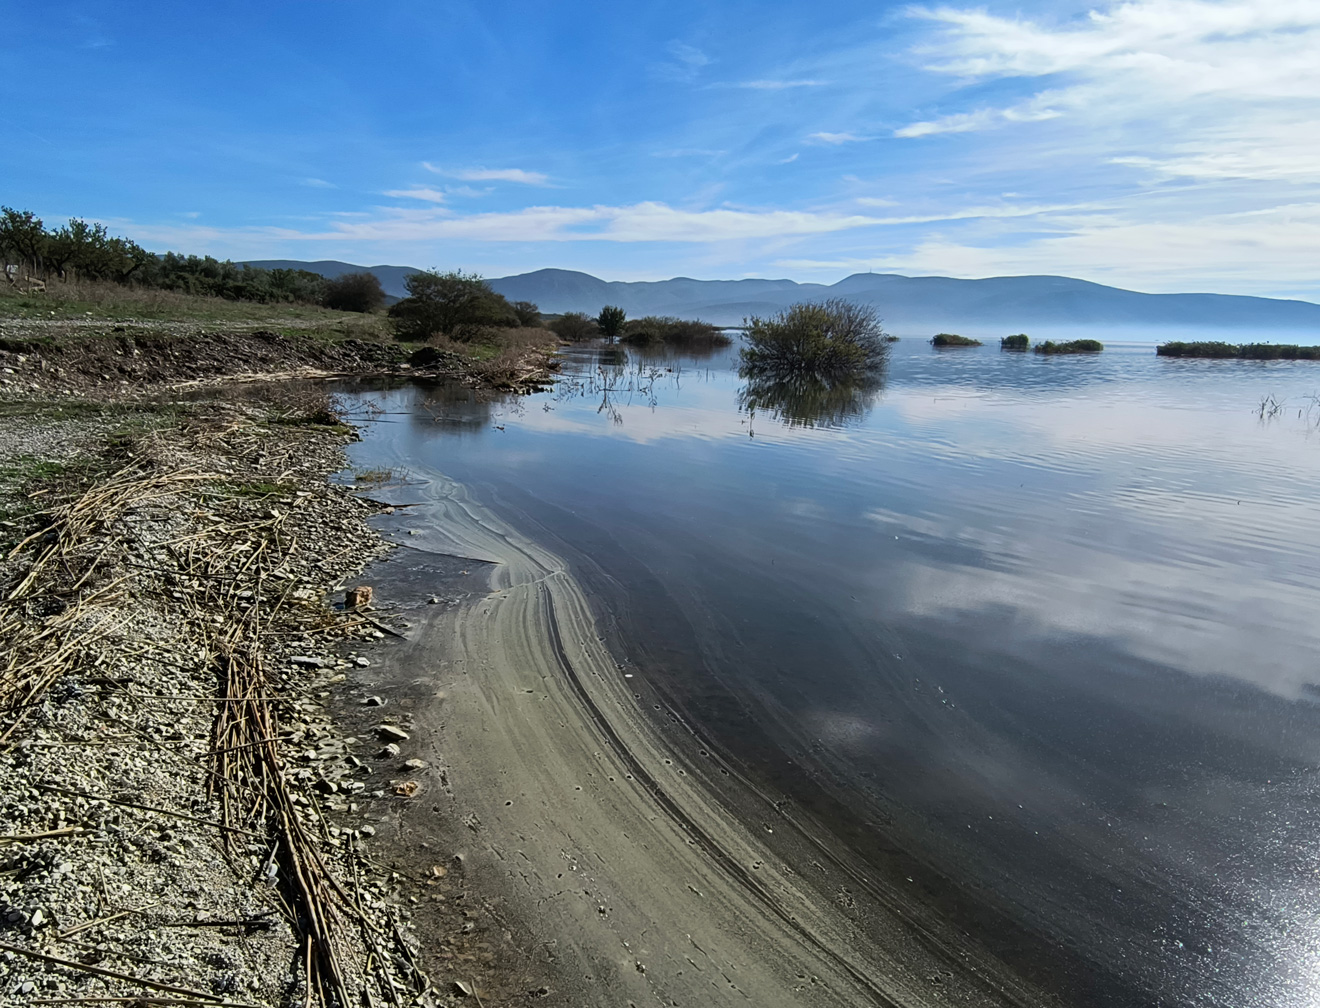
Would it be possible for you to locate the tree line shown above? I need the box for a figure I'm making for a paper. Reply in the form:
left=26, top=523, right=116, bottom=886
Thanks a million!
left=0, top=206, right=388, bottom=310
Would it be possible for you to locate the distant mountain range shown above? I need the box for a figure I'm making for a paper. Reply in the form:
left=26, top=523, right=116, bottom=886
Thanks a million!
left=242, top=260, right=1320, bottom=333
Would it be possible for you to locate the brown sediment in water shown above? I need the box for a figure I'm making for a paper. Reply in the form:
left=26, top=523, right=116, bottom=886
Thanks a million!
left=344, top=464, right=1060, bottom=1007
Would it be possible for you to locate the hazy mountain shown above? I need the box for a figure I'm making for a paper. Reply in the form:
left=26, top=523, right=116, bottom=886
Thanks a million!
left=242, top=260, right=1320, bottom=333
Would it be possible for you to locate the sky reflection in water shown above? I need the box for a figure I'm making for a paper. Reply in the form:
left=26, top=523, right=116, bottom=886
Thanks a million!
left=344, top=336, right=1320, bottom=1007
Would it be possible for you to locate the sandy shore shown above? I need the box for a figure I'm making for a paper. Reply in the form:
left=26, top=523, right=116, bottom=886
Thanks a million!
left=352, top=447, right=1058, bottom=1007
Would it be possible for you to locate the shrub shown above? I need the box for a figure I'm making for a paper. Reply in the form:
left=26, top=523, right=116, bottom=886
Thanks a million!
left=597, top=305, right=626, bottom=342
left=742, top=300, right=888, bottom=375
left=510, top=300, right=541, bottom=327
left=388, top=269, right=518, bottom=341
left=930, top=333, right=982, bottom=347
left=1156, top=341, right=1238, bottom=358
left=1001, top=334, right=1029, bottom=350
left=548, top=311, right=598, bottom=341
left=620, top=316, right=730, bottom=348
left=1239, top=343, right=1320, bottom=360
left=322, top=272, right=385, bottom=313
left=1156, top=341, right=1320, bottom=359
left=1034, top=339, right=1103, bottom=354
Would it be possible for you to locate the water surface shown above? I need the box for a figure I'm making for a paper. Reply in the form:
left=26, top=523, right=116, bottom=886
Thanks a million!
left=343, top=335, right=1320, bottom=1007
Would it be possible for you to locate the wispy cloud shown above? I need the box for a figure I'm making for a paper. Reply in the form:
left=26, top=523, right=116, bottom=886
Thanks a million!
left=383, top=187, right=448, bottom=203
left=895, top=100, right=1062, bottom=138
left=896, top=0, right=1320, bottom=180
left=423, top=163, right=550, bottom=186
left=654, top=41, right=712, bottom=82
left=807, top=132, right=872, bottom=145
left=301, top=178, right=336, bottom=189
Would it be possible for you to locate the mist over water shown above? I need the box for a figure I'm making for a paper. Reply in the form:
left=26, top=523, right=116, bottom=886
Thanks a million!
left=343, top=333, right=1320, bottom=1007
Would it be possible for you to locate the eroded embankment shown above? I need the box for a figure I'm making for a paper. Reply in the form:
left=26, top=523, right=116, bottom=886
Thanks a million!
left=351, top=441, right=1061, bottom=1008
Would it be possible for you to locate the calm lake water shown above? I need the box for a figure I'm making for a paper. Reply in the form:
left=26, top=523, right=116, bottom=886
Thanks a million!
left=342, top=335, right=1320, bottom=1007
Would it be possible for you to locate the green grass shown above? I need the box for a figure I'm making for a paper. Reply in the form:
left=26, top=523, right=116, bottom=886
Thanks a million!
left=1157, top=341, right=1320, bottom=360
left=931, top=333, right=982, bottom=347
left=1034, top=339, right=1104, bottom=354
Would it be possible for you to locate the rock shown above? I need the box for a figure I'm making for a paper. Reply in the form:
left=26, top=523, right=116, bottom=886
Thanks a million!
left=378, top=743, right=401, bottom=759
left=403, top=758, right=427, bottom=770
left=427, top=596, right=440, bottom=604
left=361, top=695, right=385, bottom=707
left=358, top=824, right=376, bottom=837
left=377, top=724, right=409, bottom=743
left=354, top=656, right=370, bottom=667
left=395, top=780, right=420, bottom=797
left=289, top=655, right=325, bottom=668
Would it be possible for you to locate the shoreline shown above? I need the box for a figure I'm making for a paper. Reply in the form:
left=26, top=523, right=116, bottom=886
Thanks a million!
left=342, top=431, right=1058, bottom=1007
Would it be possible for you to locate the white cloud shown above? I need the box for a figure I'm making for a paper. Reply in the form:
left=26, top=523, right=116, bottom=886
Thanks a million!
left=301, top=177, right=336, bottom=188
left=326, top=201, right=888, bottom=244
left=423, top=163, right=551, bottom=185
left=896, top=1, right=1320, bottom=181
left=850, top=201, right=1320, bottom=294
left=383, top=187, right=447, bottom=203
left=895, top=99, right=1062, bottom=138
left=807, top=131, right=872, bottom=145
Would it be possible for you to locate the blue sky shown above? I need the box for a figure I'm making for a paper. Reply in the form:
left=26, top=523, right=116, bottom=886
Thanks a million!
left=4, top=0, right=1319, bottom=297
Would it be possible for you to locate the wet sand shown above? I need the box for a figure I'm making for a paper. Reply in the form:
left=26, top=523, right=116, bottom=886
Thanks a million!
left=360, top=460, right=1058, bottom=1007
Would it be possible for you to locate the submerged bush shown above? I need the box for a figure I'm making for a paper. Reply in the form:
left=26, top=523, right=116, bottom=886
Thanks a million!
left=620, top=315, right=730, bottom=349
left=1034, top=339, right=1104, bottom=354
left=1156, top=341, right=1320, bottom=359
left=1001, top=333, right=1030, bottom=350
left=1239, top=343, right=1320, bottom=360
left=742, top=300, right=889, bottom=375
left=931, top=333, right=982, bottom=347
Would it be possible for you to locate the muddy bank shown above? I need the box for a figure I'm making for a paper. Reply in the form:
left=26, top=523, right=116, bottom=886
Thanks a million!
left=0, top=321, right=559, bottom=399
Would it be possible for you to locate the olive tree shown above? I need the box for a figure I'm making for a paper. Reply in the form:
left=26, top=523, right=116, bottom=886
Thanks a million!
left=388, top=269, right=517, bottom=340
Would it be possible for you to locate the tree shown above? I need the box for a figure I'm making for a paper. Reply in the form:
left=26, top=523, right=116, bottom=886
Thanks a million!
left=388, top=269, right=518, bottom=340
left=323, top=271, right=386, bottom=313
left=0, top=207, right=47, bottom=272
left=596, top=305, right=626, bottom=342
left=742, top=299, right=889, bottom=376
left=548, top=312, right=597, bottom=341
left=510, top=300, right=541, bottom=327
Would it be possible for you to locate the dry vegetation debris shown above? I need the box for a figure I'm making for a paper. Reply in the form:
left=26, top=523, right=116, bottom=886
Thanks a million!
left=0, top=394, right=439, bottom=1005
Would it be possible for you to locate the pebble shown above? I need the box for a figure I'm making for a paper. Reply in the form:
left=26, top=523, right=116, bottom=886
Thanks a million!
left=377, top=724, right=410, bottom=743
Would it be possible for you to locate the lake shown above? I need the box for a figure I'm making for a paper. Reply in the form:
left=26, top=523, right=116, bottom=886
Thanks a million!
left=341, top=335, right=1320, bottom=1007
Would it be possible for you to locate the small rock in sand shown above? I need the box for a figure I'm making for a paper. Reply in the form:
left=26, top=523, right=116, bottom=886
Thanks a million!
left=377, top=724, right=409, bottom=742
